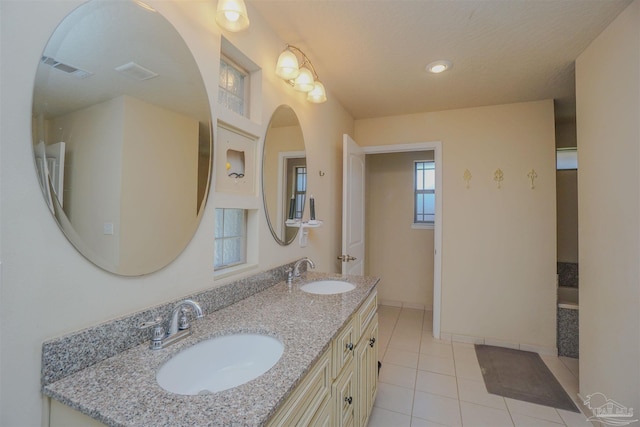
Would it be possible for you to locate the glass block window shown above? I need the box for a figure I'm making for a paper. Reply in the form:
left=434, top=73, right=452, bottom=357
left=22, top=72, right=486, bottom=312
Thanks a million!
left=415, top=161, right=435, bottom=224
left=294, top=166, right=307, bottom=219
left=219, top=57, right=248, bottom=116
left=214, top=208, right=246, bottom=270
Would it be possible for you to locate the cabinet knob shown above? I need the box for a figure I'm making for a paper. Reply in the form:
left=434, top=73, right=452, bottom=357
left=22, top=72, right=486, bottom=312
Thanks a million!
left=346, top=342, right=354, bottom=351
left=344, top=396, right=353, bottom=405
left=369, top=337, right=376, bottom=348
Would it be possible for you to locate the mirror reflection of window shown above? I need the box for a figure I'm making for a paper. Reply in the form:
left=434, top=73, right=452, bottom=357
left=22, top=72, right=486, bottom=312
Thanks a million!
left=294, top=166, right=307, bottom=220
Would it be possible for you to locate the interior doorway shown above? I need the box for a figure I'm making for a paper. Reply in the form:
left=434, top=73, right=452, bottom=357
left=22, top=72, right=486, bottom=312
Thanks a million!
left=363, top=142, right=442, bottom=338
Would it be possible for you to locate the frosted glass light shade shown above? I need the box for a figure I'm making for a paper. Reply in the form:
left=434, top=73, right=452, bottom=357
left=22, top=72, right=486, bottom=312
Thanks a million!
left=275, top=50, right=300, bottom=80
left=307, top=81, right=327, bottom=103
left=216, top=0, right=250, bottom=32
left=293, top=67, right=314, bottom=92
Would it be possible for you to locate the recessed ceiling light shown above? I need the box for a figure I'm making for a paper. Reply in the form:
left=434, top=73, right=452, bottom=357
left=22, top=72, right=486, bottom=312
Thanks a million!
left=426, top=60, right=453, bottom=74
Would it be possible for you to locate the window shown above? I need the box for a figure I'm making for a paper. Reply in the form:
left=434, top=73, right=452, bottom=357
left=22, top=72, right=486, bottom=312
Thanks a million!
left=414, top=161, right=435, bottom=224
left=218, top=56, right=248, bottom=116
left=294, top=166, right=307, bottom=219
left=214, top=208, right=247, bottom=270
left=557, top=147, right=577, bottom=170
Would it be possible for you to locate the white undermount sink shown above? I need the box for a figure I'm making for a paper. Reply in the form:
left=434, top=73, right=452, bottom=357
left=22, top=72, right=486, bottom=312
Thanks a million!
left=300, top=280, right=355, bottom=295
left=156, top=334, right=283, bottom=395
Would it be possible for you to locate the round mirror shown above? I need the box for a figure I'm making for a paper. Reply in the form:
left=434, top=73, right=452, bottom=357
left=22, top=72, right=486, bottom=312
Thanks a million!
left=31, top=0, right=212, bottom=276
left=262, top=105, right=306, bottom=245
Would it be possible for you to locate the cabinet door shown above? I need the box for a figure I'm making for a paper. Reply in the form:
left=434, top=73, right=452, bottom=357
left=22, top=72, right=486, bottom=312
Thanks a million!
left=355, top=313, right=379, bottom=427
left=355, top=335, right=369, bottom=427
left=333, top=319, right=355, bottom=380
left=309, top=397, right=333, bottom=427
left=333, top=361, right=355, bottom=427
left=366, top=317, right=379, bottom=415
left=267, top=348, right=331, bottom=427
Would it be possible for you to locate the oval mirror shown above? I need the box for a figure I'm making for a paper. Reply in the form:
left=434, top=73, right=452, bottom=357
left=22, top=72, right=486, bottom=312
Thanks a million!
left=31, top=0, right=212, bottom=276
left=262, top=106, right=306, bottom=245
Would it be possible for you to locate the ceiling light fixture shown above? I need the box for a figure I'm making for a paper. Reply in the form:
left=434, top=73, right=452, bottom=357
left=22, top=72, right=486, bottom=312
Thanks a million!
left=215, top=0, right=250, bottom=32
left=426, top=60, right=453, bottom=74
left=275, top=45, right=327, bottom=104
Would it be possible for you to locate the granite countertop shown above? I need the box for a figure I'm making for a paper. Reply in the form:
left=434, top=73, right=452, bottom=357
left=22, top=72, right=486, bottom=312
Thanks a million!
left=43, top=272, right=379, bottom=427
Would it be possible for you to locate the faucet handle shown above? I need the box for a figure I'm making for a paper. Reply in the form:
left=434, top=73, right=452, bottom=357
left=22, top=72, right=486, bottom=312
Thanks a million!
left=178, top=307, right=190, bottom=330
left=139, top=317, right=165, bottom=350
left=139, top=317, right=162, bottom=328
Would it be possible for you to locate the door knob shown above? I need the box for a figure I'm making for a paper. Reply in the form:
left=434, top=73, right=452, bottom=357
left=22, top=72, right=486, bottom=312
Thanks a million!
left=337, top=254, right=357, bottom=262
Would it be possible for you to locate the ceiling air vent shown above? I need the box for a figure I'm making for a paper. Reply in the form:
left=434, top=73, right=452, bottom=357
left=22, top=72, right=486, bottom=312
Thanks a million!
left=41, top=56, right=92, bottom=79
left=115, top=62, right=159, bottom=81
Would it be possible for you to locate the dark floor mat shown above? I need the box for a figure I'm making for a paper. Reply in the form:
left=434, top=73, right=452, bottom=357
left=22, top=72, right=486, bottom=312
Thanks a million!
left=475, top=344, right=579, bottom=412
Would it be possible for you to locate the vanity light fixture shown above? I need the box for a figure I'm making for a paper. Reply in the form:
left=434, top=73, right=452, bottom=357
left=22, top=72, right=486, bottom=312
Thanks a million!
left=426, top=60, right=453, bottom=74
left=215, top=0, right=250, bottom=32
left=275, top=45, right=327, bottom=104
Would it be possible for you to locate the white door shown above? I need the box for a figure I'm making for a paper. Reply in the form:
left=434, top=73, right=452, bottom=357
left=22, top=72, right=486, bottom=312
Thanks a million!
left=341, top=134, right=366, bottom=275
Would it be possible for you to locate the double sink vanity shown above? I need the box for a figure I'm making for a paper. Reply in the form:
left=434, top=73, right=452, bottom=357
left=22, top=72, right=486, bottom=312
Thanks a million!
left=43, top=268, right=379, bottom=427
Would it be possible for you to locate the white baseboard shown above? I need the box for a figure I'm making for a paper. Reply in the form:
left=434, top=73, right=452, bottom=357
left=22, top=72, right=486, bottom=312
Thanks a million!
left=441, top=331, right=558, bottom=356
left=379, top=300, right=433, bottom=311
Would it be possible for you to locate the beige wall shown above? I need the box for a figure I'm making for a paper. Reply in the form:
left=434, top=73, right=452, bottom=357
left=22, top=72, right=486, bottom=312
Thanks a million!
left=576, top=0, right=640, bottom=412
left=556, top=170, right=579, bottom=263
left=355, top=100, right=557, bottom=350
left=0, top=2, right=352, bottom=426
left=366, top=151, right=435, bottom=309
left=52, top=96, right=125, bottom=270
left=120, top=96, right=199, bottom=275
left=555, top=119, right=579, bottom=264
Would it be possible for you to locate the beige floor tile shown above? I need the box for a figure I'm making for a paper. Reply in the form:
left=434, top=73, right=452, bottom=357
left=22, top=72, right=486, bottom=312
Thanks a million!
left=374, top=382, right=415, bottom=415
left=389, top=334, right=422, bottom=353
left=412, top=391, right=462, bottom=427
left=460, top=401, right=515, bottom=427
left=415, top=371, right=458, bottom=399
left=367, top=406, right=411, bottom=427
left=457, top=377, right=507, bottom=410
left=394, top=326, right=424, bottom=341
left=454, top=358, right=484, bottom=381
left=557, top=408, right=594, bottom=427
left=384, top=348, right=420, bottom=369
left=375, top=305, right=585, bottom=427
left=420, top=340, right=454, bottom=358
left=410, top=417, right=449, bottom=427
left=505, top=398, right=564, bottom=424
left=379, top=362, right=417, bottom=389
left=511, top=413, right=564, bottom=427
left=418, top=353, right=456, bottom=376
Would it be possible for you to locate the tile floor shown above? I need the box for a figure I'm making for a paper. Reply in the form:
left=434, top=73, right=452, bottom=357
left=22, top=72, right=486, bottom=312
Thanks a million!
left=367, top=305, right=592, bottom=427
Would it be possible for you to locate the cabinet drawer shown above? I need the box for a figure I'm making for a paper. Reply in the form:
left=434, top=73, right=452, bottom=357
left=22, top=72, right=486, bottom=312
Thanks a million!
left=333, top=361, right=355, bottom=427
left=332, top=318, right=355, bottom=380
left=267, top=347, right=331, bottom=427
left=355, top=290, right=377, bottom=338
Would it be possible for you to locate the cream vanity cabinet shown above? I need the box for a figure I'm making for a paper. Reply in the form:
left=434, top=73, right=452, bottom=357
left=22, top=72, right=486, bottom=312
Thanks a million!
left=269, top=289, right=378, bottom=427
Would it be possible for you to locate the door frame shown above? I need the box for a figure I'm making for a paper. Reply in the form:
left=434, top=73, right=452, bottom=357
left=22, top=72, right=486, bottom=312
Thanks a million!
left=363, top=141, right=443, bottom=339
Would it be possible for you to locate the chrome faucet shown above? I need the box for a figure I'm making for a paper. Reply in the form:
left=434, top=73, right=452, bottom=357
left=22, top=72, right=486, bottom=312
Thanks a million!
left=140, top=299, right=204, bottom=350
left=287, top=257, right=316, bottom=284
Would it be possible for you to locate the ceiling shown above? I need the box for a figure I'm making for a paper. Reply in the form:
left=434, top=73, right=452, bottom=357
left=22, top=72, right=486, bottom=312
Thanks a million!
left=250, top=0, right=632, bottom=122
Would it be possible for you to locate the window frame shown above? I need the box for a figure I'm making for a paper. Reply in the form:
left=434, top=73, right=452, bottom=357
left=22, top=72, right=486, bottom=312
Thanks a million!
left=413, top=160, right=435, bottom=228
left=218, top=55, right=250, bottom=117
left=214, top=208, right=247, bottom=271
